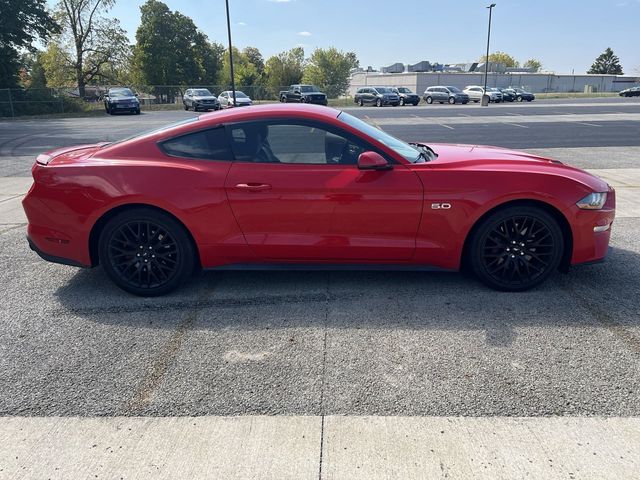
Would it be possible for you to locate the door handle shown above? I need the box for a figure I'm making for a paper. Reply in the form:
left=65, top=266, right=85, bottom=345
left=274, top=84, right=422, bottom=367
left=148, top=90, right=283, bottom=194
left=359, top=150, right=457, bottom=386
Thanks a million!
left=235, top=183, right=272, bottom=191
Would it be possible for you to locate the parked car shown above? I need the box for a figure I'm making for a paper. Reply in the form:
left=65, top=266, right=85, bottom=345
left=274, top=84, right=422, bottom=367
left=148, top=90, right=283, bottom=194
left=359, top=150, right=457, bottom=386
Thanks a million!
left=463, top=86, right=502, bottom=103
left=392, top=87, right=420, bottom=106
left=103, top=87, right=140, bottom=115
left=218, top=90, right=253, bottom=108
left=423, top=86, right=470, bottom=105
left=619, top=86, right=640, bottom=97
left=183, top=89, right=220, bottom=111
left=279, top=84, right=328, bottom=105
left=23, top=103, right=615, bottom=296
left=509, top=87, right=535, bottom=102
left=498, top=88, right=516, bottom=102
left=354, top=87, right=400, bottom=107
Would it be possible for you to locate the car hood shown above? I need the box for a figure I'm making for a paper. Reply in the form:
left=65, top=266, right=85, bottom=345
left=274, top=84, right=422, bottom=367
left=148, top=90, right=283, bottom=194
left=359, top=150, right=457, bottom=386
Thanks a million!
left=416, top=143, right=609, bottom=191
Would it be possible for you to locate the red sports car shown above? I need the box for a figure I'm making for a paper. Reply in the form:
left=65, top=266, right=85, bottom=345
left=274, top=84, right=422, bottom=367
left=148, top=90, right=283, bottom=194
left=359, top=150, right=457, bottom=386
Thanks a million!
left=23, top=104, right=615, bottom=296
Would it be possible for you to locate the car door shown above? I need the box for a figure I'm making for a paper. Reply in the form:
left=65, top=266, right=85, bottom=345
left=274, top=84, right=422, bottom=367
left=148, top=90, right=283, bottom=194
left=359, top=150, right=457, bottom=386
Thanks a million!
left=223, top=119, right=424, bottom=261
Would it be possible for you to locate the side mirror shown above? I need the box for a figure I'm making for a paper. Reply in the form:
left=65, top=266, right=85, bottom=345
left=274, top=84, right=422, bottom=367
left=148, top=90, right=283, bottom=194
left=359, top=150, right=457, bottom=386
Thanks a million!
left=294, top=90, right=301, bottom=94
left=358, top=151, right=392, bottom=171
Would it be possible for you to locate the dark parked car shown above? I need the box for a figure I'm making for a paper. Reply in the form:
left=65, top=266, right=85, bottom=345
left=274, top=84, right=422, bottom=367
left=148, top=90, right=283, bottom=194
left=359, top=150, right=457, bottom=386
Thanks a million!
left=423, top=86, right=469, bottom=104
left=354, top=87, right=400, bottom=107
left=103, top=88, right=140, bottom=115
left=183, top=89, right=220, bottom=111
left=509, top=87, right=535, bottom=102
left=619, top=86, right=640, bottom=97
left=498, top=88, right=516, bottom=102
left=391, top=87, right=420, bottom=106
left=280, top=85, right=328, bottom=105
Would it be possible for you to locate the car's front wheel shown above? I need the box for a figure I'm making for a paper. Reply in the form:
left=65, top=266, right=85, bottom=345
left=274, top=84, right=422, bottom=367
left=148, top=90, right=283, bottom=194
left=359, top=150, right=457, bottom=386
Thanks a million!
left=448, top=97, right=456, bottom=104
left=468, top=206, right=564, bottom=291
left=99, top=208, right=196, bottom=296
left=400, top=97, right=405, bottom=106
left=358, top=98, right=364, bottom=106
left=426, top=96, right=433, bottom=104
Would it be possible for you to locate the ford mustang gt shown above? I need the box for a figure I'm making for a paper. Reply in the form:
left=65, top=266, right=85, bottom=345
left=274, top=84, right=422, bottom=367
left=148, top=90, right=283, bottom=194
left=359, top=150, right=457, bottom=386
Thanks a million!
left=23, top=104, right=615, bottom=296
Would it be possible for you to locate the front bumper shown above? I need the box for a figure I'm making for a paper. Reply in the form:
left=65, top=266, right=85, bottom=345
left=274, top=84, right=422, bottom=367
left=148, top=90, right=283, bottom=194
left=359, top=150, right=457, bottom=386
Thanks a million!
left=570, top=191, right=616, bottom=265
left=304, top=97, right=328, bottom=105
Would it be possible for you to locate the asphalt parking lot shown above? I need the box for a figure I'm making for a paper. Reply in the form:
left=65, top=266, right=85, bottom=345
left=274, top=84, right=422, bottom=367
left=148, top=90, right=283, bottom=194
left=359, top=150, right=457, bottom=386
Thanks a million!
left=1, top=98, right=640, bottom=477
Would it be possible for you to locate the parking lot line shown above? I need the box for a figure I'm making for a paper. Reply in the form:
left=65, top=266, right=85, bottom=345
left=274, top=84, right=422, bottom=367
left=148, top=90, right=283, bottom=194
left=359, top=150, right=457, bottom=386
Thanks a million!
left=574, top=122, right=602, bottom=127
left=504, top=122, right=529, bottom=128
left=439, top=124, right=455, bottom=130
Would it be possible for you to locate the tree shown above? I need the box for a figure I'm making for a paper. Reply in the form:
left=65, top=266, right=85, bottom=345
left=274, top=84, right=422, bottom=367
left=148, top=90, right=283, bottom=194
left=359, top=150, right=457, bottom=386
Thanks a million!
left=588, top=48, right=623, bottom=75
left=523, top=59, right=542, bottom=72
left=0, top=0, right=60, bottom=88
left=133, top=0, right=223, bottom=86
left=302, top=47, right=359, bottom=98
left=243, top=47, right=265, bottom=78
left=52, top=0, right=129, bottom=97
left=221, top=47, right=263, bottom=87
left=18, top=52, right=48, bottom=88
left=480, top=51, right=519, bottom=68
left=264, top=47, right=305, bottom=90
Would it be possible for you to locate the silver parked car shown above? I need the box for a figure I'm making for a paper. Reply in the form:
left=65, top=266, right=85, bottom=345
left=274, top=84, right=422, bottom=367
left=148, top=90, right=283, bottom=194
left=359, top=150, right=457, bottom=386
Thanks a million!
left=218, top=90, right=253, bottom=108
left=183, top=88, right=220, bottom=111
left=423, top=86, right=470, bottom=105
left=463, top=85, right=502, bottom=103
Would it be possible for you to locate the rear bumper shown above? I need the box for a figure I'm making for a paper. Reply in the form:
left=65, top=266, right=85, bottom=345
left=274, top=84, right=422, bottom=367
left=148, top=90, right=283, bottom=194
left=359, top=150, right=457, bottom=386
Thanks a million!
left=27, top=236, right=88, bottom=268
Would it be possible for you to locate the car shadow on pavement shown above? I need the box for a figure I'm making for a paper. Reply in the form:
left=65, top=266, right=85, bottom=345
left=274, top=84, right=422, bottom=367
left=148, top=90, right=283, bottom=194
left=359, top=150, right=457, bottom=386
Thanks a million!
left=52, top=245, right=640, bottom=348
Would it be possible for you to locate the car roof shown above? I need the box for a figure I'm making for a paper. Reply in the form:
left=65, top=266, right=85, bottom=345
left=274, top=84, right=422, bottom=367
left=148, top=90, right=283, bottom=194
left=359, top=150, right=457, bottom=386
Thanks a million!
left=199, top=103, right=339, bottom=123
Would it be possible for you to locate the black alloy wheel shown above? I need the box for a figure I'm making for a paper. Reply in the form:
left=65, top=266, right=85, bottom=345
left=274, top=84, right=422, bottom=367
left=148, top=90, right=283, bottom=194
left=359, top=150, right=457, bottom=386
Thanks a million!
left=99, top=208, right=195, bottom=296
left=469, top=206, right=563, bottom=291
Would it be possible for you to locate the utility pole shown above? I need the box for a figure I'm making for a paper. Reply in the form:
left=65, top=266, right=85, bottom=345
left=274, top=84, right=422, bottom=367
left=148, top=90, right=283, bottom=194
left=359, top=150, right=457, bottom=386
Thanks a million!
left=483, top=3, right=496, bottom=106
left=225, top=0, right=237, bottom=107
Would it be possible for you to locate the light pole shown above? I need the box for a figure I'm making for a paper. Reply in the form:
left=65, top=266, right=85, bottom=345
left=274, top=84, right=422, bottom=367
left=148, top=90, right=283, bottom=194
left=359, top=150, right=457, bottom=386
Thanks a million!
left=482, top=3, right=496, bottom=106
left=225, top=0, right=237, bottom=107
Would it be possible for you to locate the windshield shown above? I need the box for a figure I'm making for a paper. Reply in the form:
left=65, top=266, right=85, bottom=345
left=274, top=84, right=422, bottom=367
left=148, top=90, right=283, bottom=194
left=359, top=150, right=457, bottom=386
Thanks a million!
left=338, top=111, right=421, bottom=163
left=374, top=87, right=394, bottom=94
left=193, top=89, right=212, bottom=96
left=445, top=86, right=461, bottom=93
left=301, top=85, right=319, bottom=92
left=397, top=87, right=412, bottom=93
left=110, top=88, right=134, bottom=97
left=234, top=91, right=249, bottom=98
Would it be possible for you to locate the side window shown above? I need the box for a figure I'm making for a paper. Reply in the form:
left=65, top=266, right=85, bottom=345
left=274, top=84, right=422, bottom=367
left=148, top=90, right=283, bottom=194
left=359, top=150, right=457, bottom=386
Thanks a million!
left=160, top=127, right=234, bottom=161
left=227, top=121, right=368, bottom=165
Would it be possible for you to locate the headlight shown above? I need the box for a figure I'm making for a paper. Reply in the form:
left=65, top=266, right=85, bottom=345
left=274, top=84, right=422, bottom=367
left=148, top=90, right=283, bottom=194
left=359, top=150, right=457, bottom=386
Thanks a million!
left=577, top=192, right=607, bottom=210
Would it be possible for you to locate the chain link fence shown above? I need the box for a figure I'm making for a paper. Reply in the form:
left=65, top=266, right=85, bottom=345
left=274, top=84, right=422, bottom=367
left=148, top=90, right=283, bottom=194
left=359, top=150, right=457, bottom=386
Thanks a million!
left=0, top=85, right=356, bottom=118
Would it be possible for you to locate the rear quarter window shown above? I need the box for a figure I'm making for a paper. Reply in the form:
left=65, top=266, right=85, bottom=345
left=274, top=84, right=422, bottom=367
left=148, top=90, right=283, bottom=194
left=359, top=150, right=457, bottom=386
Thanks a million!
left=160, top=127, right=234, bottom=161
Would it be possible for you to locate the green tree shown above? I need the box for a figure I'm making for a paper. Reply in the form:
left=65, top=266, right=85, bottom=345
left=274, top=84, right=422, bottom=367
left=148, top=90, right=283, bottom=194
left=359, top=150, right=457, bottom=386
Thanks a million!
left=302, top=47, right=359, bottom=98
left=480, top=51, right=520, bottom=68
left=51, top=0, right=129, bottom=96
left=133, top=0, right=222, bottom=86
left=523, top=59, right=542, bottom=72
left=588, top=48, right=623, bottom=75
left=0, top=0, right=60, bottom=88
left=264, top=47, right=305, bottom=90
left=18, top=52, right=48, bottom=88
left=221, top=47, right=262, bottom=87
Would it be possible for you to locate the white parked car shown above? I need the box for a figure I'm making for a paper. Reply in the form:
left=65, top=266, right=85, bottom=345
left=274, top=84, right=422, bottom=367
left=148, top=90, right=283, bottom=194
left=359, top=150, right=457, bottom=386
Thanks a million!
left=218, top=90, right=253, bottom=108
left=463, top=85, right=502, bottom=103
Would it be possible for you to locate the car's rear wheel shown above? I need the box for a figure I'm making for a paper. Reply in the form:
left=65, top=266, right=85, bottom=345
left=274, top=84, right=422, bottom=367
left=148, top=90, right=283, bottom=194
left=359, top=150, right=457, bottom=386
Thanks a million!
left=468, top=206, right=563, bottom=291
left=99, top=208, right=196, bottom=296
left=448, top=97, right=456, bottom=104
left=426, top=96, right=433, bottom=104
left=358, top=98, right=364, bottom=106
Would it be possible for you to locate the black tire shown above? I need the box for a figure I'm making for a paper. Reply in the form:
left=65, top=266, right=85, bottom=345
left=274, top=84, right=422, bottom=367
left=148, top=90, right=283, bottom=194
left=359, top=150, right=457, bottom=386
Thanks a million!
left=468, top=206, right=564, bottom=291
left=184, top=103, right=189, bottom=111
left=376, top=98, right=382, bottom=107
left=99, top=208, right=196, bottom=296
left=448, top=97, right=456, bottom=104
left=426, top=96, right=433, bottom=104
left=517, top=95, right=523, bottom=102
left=400, top=97, right=405, bottom=106
left=473, top=100, right=479, bottom=103
left=104, top=104, right=110, bottom=114
left=413, top=101, right=419, bottom=106
left=135, top=108, right=140, bottom=115
left=358, top=98, right=364, bottom=106
left=280, top=96, right=286, bottom=103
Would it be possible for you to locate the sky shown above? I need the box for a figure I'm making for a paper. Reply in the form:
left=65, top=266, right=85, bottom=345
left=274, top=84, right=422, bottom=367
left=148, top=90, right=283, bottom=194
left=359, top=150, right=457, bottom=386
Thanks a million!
left=105, top=0, right=639, bottom=75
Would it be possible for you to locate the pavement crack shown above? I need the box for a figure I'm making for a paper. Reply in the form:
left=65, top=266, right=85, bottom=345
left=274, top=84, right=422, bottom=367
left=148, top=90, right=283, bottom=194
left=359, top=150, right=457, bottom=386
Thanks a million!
left=318, top=272, right=330, bottom=480
left=127, top=283, right=217, bottom=413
